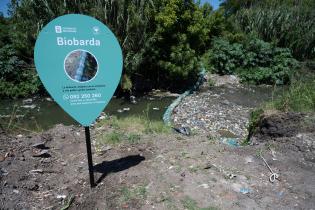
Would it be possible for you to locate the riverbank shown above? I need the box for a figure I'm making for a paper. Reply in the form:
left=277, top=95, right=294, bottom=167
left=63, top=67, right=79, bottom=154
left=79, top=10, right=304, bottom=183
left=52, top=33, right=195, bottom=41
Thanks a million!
left=1, top=74, right=314, bottom=209
left=1, top=120, right=314, bottom=209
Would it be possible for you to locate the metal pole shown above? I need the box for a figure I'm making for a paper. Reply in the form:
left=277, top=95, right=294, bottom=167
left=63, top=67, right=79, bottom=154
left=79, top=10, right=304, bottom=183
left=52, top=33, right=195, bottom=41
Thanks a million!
left=84, top=126, right=96, bottom=188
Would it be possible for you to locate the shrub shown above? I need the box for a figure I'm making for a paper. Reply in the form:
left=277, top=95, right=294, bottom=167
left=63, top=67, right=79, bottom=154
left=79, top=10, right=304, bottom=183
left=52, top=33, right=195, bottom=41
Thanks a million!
left=206, top=37, right=298, bottom=84
left=0, top=45, right=41, bottom=98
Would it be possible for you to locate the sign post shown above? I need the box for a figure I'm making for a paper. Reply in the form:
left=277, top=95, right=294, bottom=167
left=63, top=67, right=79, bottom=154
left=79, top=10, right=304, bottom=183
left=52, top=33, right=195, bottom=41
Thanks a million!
left=34, top=14, right=123, bottom=188
left=85, top=126, right=95, bottom=187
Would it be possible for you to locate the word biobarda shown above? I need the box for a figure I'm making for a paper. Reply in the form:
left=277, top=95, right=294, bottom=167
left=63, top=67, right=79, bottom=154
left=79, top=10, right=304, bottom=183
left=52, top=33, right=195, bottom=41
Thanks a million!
left=57, top=37, right=101, bottom=46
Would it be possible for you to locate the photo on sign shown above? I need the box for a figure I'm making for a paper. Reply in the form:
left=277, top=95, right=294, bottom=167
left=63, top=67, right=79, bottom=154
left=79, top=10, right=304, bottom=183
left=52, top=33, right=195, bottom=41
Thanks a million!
left=64, top=50, right=98, bottom=82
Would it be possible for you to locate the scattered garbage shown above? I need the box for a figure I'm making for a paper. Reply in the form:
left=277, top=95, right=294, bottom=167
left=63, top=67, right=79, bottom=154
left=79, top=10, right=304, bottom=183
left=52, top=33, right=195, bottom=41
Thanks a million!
left=153, top=107, right=160, bottom=111
left=260, top=155, right=280, bottom=183
left=0, top=168, right=8, bottom=176
left=172, top=127, right=191, bottom=136
left=123, top=107, right=130, bottom=111
left=29, top=169, right=44, bottom=174
left=32, top=149, right=50, bottom=158
left=23, top=98, right=33, bottom=104
left=130, top=96, right=137, bottom=104
left=13, top=189, right=19, bottom=194
left=56, top=194, right=67, bottom=200
left=232, top=183, right=250, bottom=194
left=99, top=115, right=106, bottom=120
left=32, top=142, right=48, bottom=149
left=198, top=183, right=209, bottom=189
left=220, top=138, right=240, bottom=147
left=21, top=104, right=36, bottom=109
left=240, top=188, right=251, bottom=194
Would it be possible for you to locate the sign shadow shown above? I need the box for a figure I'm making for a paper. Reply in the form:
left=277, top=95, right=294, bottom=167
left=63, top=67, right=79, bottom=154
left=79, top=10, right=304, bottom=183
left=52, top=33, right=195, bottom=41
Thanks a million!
left=93, top=154, right=145, bottom=184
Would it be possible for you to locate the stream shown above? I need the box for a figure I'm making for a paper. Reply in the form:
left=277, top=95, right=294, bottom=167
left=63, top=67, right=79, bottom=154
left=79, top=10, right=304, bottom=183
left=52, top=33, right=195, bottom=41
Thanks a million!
left=0, top=85, right=284, bottom=133
left=0, top=96, right=174, bottom=131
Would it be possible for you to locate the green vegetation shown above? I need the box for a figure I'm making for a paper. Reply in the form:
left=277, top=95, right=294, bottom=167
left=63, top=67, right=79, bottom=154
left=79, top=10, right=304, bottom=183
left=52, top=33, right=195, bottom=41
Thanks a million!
left=267, top=80, right=315, bottom=112
left=95, top=116, right=171, bottom=147
left=0, top=0, right=314, bottom=97
left=205, top=37, right=298, bottom=85
left=119, top=185, right=147, bottom=204
left=234, top=0, right=315, bottom=59
left=181, top=196, right=219, bottom=210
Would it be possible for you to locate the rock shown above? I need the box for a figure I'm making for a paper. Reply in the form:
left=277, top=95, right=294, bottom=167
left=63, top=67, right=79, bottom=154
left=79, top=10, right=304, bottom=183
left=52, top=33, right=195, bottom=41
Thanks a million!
left=13, top=189, right=19, bottom=194
left=198, top=184, right=209, bottom=189
left=245, top=156, right=254, bottom=164
left=32, top=142, right=47, bottom=149
left=0, top=155, right=5, bottom=162
left=29, top=169, right=44, bottom=174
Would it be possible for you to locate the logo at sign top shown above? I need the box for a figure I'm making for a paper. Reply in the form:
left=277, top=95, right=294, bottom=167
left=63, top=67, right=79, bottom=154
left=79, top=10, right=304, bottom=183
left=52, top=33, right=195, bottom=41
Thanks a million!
left=34, top=14, right=123, bottom=126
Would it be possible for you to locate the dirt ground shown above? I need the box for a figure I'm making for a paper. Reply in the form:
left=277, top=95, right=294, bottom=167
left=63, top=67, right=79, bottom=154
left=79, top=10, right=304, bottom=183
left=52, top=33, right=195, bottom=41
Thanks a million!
left=1, top=120, right=314, bottom=210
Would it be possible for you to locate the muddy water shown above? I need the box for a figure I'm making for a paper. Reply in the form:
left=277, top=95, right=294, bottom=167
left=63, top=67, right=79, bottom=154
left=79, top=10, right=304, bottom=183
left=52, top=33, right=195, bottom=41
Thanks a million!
left=205, top=85, right=285, bottom=108
left=0, top=86, right=284, bottom=132
left=0, top=96, right=174, bottom=131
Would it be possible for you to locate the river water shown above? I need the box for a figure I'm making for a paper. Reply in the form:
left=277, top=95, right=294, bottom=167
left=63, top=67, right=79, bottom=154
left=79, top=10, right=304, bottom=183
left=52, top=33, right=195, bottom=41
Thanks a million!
left=0, top=96, right=174, bottom=131
left=0, top=85, right=285, bottom=133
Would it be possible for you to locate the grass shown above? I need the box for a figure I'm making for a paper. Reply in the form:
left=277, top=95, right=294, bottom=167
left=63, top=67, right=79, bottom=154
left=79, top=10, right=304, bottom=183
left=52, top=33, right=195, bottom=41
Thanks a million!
left=95, top=115, right=171, bottom=148
left=181, top=196, right=219, bottom=210
left=267, top=79, right=315, bottom=112
left=98, top=115, right=171, bottom=135
left=120, top=185, right=147, bottom=204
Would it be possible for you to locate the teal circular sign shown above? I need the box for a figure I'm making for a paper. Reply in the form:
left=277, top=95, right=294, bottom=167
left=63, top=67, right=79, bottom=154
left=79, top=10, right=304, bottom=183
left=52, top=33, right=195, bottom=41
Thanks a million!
left=35, top=14, right=123, bottom=126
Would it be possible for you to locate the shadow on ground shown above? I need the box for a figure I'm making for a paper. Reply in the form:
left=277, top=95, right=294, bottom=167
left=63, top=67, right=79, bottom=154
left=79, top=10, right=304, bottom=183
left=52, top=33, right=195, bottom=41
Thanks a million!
left=94, top=154, right=145, bottom=183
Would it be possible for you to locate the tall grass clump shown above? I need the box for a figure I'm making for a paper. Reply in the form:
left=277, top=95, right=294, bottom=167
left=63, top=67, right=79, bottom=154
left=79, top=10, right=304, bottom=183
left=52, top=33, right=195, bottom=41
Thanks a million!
left=268, top=79, right=315, bottom=113
left=235, top=1, right=315, bottom=59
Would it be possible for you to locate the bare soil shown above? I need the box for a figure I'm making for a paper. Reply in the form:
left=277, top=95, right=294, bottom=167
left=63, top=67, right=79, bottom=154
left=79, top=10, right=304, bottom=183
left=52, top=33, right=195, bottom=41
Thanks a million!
left=1, top=120, right=314, bottom=209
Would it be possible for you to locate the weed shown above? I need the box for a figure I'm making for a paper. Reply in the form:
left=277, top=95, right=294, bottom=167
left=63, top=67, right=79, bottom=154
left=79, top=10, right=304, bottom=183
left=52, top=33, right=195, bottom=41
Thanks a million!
left=97, top=115, right=170, bottom=135
left=270, top=79, right=315, bottom=112
left=127, top=133, right=141, bottom=144
left=60, top=196, right=74, bottom=210
left=120, top=185, right=147, bottom=204
left=181, top=196, right=219, bottom=210
left=208, top=79, right=215, bottom=87
left=99, top=131, right=124, bottom=145
left=188, top=165, right=199, bottom=173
